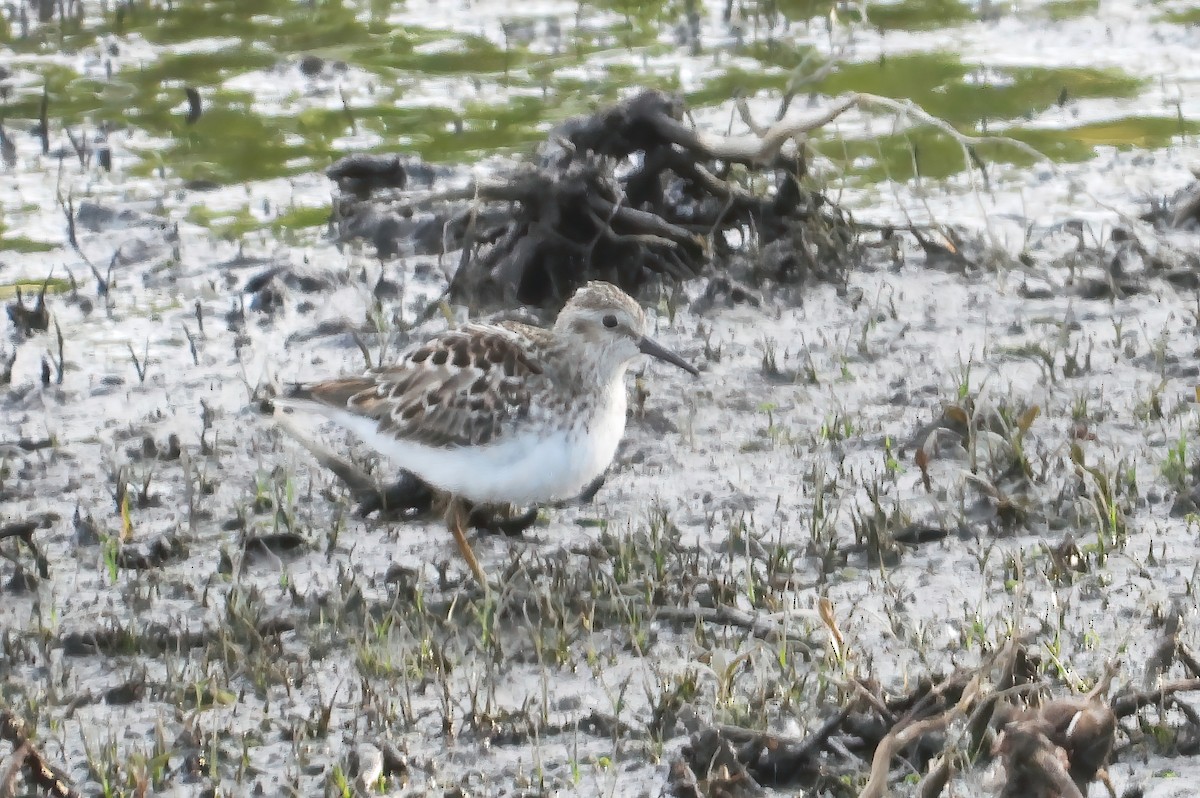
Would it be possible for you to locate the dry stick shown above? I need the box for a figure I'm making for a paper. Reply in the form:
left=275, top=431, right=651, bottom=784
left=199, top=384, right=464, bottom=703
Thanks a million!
left=1176, top=643, right=1200, bottom=680
left=0, top=349, right=14, bottom=386
left=182, top=323, right=199, bottom=366
left=863, top=93, right=1005, bottom=237
left=349, top=330, right=374, bottom=370
left=1002, top=725, right=1086, bottom=798
left=390, top=178, right=543, bottom=216
left=728, top=93, right=860, bottom=163
left=1110, top=677, right=1200, bottom=717
left=0, top=522, right=38, bottom=542
left=591, top=597, right=820, bottom=651
left=841, top=678, right=896, bottom=725
left=704, top=709, right=847, bottom=749
left=0, top=712, right=80, bottom=798
left=1087, top=658, right=1121, bottom=701
left=533, top=215, right=592, bottom=254
left=584, top=194, right=625, bottom=261
left=682, top=157, right=752, bottom=204
left=858, top=674, right=984, bottom=798
left=741, top=92, right=983, bottom=247
left=585, top=209, right=680, bottom=252
left=854, top=93, right=1154, bottom=237
left=760, top=702, right=858, bottom=778
left=649, top=104, right=759, bottom=165
left=852, top=93, right=1046, bottom=167
left=63, top=127, right=86, bottom=167
left=858, top=707, right=968, bottom=798
left=0, top=516, right=52, bottom=542
left=0, top=439, right=53, bottom=453
left=775, top=44, right=847, bottom=122
left=1170, top=695, right=1200, bottom=730
left=445, top=195, right=481, bottom=285
left=505, top=576, right=820, bottom=652
left=272, top=413, right=379, bottom=499
left=51, top=320, right=65, bottom=384
left=0, top=740, right=29, bottom=797
left=735, top=91, right=1154, bottom=254
left=1035, top=749, right=1086, bottom=798
left=915, top=753, right=954, bottom=798
left=826, top=734, right=871, bottom=769
left=585, top=194, right=699, bottom=248
left=38, top=86, right=49, bottom=156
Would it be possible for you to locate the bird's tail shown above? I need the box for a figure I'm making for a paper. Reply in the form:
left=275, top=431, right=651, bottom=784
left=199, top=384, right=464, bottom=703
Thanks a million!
left=273, top=378, right=376, bottom=414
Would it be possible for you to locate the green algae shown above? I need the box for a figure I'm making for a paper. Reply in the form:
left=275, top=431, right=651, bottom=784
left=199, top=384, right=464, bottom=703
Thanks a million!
left=820, top=114, right=1200, bottom=183
left=0, top=237, right=58, bottom=254
left=1042, top=0, right=1100, bottom=21
left=0, top=277, right=71, bottom=298
left=815, top=53, right=1142, bottom=127
left=866, top=0, right=976, bottom=31
left=1161, top=7, right=1200, bottom=24
left=0, top=0, right=1174, bottom=187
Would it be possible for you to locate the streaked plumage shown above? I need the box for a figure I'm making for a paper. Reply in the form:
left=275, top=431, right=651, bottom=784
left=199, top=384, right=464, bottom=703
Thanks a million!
left=277, top=281, right=698, bottom=587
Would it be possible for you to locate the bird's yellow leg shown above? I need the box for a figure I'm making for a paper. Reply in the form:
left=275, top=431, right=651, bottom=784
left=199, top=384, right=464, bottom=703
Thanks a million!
left=445, top=497, right=490, bottom=592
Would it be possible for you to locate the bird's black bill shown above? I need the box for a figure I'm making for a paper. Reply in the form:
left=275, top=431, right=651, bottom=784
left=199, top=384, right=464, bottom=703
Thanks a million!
left=638, top=335, right=699, bottom=376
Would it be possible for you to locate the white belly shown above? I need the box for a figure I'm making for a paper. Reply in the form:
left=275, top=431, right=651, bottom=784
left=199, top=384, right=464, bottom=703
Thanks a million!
left=326, top=390, right=627, bottom=505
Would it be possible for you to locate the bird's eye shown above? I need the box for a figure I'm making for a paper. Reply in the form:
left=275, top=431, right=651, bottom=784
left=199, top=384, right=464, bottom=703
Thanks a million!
left=602, top=314, right=619, bottom=329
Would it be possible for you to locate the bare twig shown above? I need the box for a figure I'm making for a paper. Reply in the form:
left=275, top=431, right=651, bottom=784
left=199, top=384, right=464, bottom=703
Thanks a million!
left=1176, top=643, right=1200, bottom=680
left=182, top=324, right=199, bottom=366
left=63, top=127, right=86, bottom=166
left=51, top=320, right=65, bottom=384
left=858, top=673, right=983, bottom=798
left=1087, top=659, right=1121, bottom=701
left=271, top=412, right=381, bottom=499
left=0, top=711, right=81, bottom=798
left=38, top=86, right=49, bottom=156
left=1110, top=677, right=1200, bottom=717
left=127, top=340, right=150, bottom=383
left=596, top=598, right=819, bottom=650
left=0, top=740, right=31, bottom=797
left=738, top=94, right=859, bottom=161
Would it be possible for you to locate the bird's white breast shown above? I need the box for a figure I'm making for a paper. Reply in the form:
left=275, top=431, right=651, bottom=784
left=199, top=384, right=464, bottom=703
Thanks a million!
left=327, top=380, right=628, bottom=505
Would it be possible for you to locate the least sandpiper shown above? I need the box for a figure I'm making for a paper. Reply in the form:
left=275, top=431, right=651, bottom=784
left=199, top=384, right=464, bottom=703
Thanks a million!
left=278, top=281, right=698, bottom=588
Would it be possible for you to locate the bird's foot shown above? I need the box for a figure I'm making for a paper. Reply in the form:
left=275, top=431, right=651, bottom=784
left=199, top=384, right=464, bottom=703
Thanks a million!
left=356, top=471, right=435, bottom=519
left=469, top=505, right=539, bottom=537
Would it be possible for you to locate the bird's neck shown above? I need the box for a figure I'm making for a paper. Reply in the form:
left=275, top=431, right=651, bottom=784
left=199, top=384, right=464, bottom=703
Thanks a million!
left=556, top=348, right=629, bottom=392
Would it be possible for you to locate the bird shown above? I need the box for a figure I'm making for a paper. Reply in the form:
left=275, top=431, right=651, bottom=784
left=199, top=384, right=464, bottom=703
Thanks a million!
left=276, top=281, right=699, bottom=589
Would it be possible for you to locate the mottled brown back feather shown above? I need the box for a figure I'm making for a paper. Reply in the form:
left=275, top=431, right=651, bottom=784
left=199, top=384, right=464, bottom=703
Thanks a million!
left=293, top=324, right=555, bottom=449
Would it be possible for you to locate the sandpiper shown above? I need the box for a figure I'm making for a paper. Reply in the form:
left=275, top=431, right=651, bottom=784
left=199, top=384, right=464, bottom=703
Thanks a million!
left=277, top=281, right=698, bottom=588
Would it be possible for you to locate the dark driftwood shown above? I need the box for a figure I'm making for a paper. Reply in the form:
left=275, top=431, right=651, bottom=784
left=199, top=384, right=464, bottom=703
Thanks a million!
left=994, top=719, right=1085, bottom=798
left=0, top=711, right=80, bottom=798
left=661, top=649, right=1198, bottom=798
left=329, top=89, right=858, bottom=311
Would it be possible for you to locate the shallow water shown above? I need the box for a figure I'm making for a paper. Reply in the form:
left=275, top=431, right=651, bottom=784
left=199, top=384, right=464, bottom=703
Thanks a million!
left=3, top=0, right=1200, bottom=796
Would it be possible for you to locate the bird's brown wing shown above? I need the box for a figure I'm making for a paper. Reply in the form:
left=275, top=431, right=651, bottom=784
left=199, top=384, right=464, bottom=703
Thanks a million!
left=299, top=325, right=547, bottom=448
